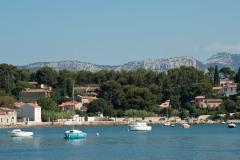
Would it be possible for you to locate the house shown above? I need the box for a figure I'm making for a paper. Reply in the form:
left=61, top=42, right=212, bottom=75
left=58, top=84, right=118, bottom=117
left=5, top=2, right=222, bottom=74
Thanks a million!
left=214, top=78, right=238, bottom=96
left=0, top=108, right=17, bottom=126
left=74, top=86, right=99, bottom=97
left=19, top=88, right=52, bottom=102
left=16, top=103, right=42, bottom=123
left=195, top=96, right=223, bottom=108
left=81, top=96, right=98, bottom=105
left=159, top=100, right=171, bottom=108
left=221, top=83, right=237, bottom=96
left=58, top=101, right=83, bottom=111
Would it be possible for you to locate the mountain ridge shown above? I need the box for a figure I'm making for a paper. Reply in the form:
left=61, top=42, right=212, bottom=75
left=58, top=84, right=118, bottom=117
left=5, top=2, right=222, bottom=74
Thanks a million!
left=19, top=52, right=240, bottom=72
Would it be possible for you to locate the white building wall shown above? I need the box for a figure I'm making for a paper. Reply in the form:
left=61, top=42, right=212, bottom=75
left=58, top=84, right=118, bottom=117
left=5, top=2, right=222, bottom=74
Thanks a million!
left=34, top=107, right=42, bottom=122
left=17, top=105, right=41, bottom=122
left=0, top=111, right=17, bottom=126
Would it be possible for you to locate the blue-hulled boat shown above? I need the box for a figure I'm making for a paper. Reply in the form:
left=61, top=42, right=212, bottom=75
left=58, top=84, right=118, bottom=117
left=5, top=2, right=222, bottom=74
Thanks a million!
left=64, top=129, right=87, bottom=139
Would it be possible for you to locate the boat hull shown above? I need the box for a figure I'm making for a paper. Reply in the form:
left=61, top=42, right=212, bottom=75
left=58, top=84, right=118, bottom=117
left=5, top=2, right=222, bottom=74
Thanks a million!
left=129, top=126, right=152, bottom=131
left=228, top=124, right=237, bottom=128
left=9, top=132, right=33, bottom=137
left=64, top=132, right=87, bottom=139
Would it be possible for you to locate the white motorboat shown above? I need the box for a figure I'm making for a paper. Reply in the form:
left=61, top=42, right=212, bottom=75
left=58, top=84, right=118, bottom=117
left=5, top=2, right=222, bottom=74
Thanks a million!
left=163, top=121, right=171, bottom=127
left=181, top=123, right=190, bottom=129
left=9, top=129, right=34, bottom=137
left=128, top=121, right=152, bottom=131
left=228, top=123, right=237, bottom=128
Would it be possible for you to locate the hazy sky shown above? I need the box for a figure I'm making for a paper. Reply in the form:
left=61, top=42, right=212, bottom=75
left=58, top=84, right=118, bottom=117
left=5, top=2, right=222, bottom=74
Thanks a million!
left=1, top=0, right=240, bottom=65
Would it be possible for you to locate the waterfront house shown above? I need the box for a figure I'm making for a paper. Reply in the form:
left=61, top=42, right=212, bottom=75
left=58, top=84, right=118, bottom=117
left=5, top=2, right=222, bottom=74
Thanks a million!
left=16, top=103, right=42, bottom=123
left=195, top=96, right=223, bottom=108
left=58, top=101, right=83, bottom=111
left=0, top=108, right=17, bottom=126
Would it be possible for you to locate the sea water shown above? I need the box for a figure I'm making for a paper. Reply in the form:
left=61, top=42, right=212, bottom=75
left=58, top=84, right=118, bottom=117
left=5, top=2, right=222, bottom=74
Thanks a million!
left=0, top=124, right=239, bottom=160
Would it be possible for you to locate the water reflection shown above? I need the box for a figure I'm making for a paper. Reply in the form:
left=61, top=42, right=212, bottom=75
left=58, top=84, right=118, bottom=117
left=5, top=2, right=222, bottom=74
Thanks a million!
left=64, top=138, right=86, bottom=146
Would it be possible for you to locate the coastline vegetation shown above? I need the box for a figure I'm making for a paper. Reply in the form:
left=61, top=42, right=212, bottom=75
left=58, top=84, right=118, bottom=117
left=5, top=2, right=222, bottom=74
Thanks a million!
left=0, top=63, right=240, bottom=120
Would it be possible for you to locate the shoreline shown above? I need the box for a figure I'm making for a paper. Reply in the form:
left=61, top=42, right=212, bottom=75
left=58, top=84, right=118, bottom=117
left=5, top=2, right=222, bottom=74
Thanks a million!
left=0, top=120, right=239, bottom=129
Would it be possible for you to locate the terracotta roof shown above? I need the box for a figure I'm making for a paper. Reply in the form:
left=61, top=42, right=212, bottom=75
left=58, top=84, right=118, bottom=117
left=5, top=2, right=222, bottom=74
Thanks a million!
left=59, top=101, right=81, bottom=107
left=0, top=107, right=15, bottom=112
left=82, top=96, right=97, bottom=100
left=205, top=99, right=223, bottom=103
left=22, top=88, right=51, bottom=93
left=195, top=96, right=205, bottom=99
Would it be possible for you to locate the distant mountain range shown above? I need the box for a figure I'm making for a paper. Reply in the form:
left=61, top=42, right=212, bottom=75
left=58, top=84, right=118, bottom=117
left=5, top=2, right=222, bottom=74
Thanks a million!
left=19, top=52, right=240, bottom=72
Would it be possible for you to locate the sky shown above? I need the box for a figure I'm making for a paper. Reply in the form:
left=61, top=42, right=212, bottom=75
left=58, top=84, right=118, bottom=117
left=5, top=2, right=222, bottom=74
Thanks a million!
left=0, top=0, right=240, bottom=66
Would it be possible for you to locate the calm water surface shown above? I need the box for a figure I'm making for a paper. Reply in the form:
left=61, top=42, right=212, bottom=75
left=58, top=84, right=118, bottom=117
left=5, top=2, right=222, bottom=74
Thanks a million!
left=0, top=124, right=240, bottom=160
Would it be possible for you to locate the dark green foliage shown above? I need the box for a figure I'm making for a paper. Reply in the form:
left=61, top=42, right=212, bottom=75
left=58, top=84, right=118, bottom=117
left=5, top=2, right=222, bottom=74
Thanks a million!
left=235, top=67, right=240, bottom=83
left=222, top=99, right=237, bottom=113
left=36, top=67, right=57, bottom=86
left=0, top=95, right=16, bottom=107
left=37, top=97, right=57, bottom=111
left=219, top=67, right=235, bottom=79
left=214, top=65, right=220, bottom=86
left=87, top=98, right=114, bottom=116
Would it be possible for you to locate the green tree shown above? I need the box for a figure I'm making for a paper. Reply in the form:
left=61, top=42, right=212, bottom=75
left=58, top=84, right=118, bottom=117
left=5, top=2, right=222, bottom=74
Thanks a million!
left=36, top=67, right=57, bottom=86
left=207, top=67, right=215, bottom=84
left=223, top=99, right=237, bottom=113
left=87, top=98, right=113, bottom=116
left=0, top=96, right=16, bottom=107
left=214, top=65, right=220, bottom=86
left=37, top=97, right=57, bottom=111
left=219, top=67, right=235, bottom=79
left=235, top=67, right=240, bottom=83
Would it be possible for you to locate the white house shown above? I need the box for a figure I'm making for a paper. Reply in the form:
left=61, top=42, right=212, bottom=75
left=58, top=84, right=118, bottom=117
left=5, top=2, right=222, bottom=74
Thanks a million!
left=0, top=108, right=17, bottom=126
left=219, top=78, right=237, bottom=96
left=16, top=103, right=42, bottom=123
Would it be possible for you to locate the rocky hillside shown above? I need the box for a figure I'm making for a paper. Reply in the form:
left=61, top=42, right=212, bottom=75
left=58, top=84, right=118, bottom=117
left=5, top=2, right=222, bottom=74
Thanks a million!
left=115, top=56, right=197, bottom=72
left=205, top=52, right=240, bottom=70
left=19, top=53, right=240, bottom=72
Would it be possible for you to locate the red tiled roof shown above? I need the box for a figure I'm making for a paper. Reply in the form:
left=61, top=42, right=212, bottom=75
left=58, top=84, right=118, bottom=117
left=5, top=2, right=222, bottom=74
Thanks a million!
left=59, top=101, right=81, bottom=107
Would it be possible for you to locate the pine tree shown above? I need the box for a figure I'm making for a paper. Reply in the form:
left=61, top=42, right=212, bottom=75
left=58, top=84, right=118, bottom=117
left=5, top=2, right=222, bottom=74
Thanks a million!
left=214, top=65, right=219, bottom=86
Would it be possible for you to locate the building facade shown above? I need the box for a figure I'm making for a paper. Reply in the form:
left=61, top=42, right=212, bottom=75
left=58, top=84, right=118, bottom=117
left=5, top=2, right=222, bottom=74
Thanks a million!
left=195, top=96, right=223, bottom=108
left=0, top=108, right=17, bottom=126
left=19, top=88, right=52, bottom=102
left=58, top=101, right=83, bottom=111
left=16, top=103, right=42, bottom=122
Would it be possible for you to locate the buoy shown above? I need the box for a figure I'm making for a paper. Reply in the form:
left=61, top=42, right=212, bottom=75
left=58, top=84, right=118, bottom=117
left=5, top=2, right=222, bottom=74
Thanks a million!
left=96, top=132, right=100, bottom=136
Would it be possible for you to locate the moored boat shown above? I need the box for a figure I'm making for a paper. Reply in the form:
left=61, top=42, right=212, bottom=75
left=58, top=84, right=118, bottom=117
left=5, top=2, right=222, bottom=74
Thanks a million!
left=128, top=121, right=152, bottom=131
left=228, top=123, right=237, bottom=128
left=163, top=121, right=171, bottom=127
left=8, top=129, right=34, bottom=137
left=64, top=129, right=87, bottom=139
left=181, top=123, right=190, bottom=129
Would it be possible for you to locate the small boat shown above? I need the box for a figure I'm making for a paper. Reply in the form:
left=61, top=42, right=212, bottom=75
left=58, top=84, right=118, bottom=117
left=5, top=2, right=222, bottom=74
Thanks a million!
left=64, top=129, right=87, bottom=139
left=170, top=124, right=175, bottom=127
left=181, top=123, right=190, bottom=129
left=8, top=129, right=34, bottom=137
left=128, top=121, right=152, bottom=131
left=163, top=121, right=171, bottom=127
left=228, top=123, right=237, bottom=128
